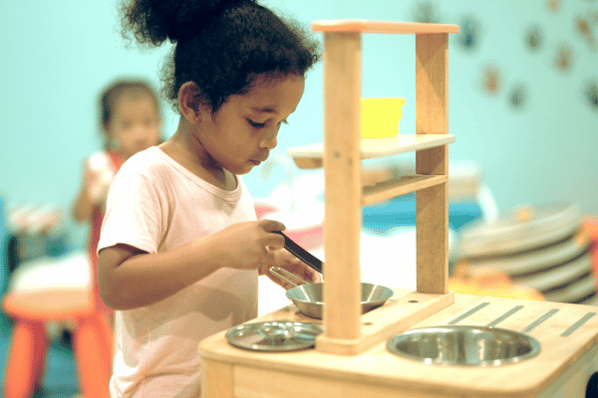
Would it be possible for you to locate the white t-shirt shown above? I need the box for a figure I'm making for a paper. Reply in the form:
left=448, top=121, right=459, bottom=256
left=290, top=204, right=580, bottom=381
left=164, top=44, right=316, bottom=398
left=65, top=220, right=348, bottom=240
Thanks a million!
left=98, top=146, right=258, bottom=398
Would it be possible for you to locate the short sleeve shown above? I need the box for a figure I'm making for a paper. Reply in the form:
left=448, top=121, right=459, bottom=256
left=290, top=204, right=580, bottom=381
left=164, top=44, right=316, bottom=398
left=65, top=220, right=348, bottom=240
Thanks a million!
left=97, top=159, right=164, bottom=255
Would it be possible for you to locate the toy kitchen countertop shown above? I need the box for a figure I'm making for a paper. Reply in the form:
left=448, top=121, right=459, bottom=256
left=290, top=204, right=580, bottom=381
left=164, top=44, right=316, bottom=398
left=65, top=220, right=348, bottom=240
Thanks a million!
left=199, top=291, right=598, bottom=398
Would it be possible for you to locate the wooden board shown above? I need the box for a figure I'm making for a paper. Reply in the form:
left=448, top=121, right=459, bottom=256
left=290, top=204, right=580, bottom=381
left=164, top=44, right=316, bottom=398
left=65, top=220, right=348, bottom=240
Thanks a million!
left=362, top=174, right=448, bottom=206
left=312, top=20, right=459, bottom=34
left=320, top=31, right=363, bottom=343
left=414, top=32, right=450, bottom=296
left=288, top=134, right=455, bottom=169
left=316, top=290, right=454, bottom=355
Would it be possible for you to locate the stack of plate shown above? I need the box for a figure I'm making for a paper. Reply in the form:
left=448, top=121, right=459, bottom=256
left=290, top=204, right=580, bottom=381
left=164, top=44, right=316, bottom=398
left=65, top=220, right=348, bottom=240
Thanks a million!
left=454, top=202, right=597, bottom=305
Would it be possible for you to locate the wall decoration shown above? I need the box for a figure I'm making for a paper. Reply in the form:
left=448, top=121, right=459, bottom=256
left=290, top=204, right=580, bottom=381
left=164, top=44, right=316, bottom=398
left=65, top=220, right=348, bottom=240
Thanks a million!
left=546, top=0, right=561, bottom=12
left=463, top=0, right=597, bottom=115
left=412, top=1, right=441, bottom=24
left=553, top=43, right=574, bottom=73
left=508, top=83, right=528, bottom=110
left=525, top=25, right=545, bottom=52
left=575, top=16, right=597, bottom=51
left=583, top=80, right=598, bottom=111
left=481, top=64, right=502, bottom=95
left=456, top=15, right=481, bottom=52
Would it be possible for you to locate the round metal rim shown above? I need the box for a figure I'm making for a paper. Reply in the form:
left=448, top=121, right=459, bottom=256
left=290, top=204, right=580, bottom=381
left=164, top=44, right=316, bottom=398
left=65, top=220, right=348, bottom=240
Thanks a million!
left=286, top=282, right=394, bottom=306
left=386, top=325, right=542, bottom=367
left=226, top=321, right=323, bottom=352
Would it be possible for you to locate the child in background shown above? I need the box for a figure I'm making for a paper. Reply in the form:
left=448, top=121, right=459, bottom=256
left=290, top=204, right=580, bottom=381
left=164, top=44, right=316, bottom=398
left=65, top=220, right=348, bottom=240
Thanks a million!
left=72, top=80, right=162, bottom=318
left=97, top=0, right=321, bottom=396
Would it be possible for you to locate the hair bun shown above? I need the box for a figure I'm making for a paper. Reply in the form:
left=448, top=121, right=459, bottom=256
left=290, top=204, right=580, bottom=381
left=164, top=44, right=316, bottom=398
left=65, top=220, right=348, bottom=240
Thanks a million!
left=122, top=0, right=256, bottom=45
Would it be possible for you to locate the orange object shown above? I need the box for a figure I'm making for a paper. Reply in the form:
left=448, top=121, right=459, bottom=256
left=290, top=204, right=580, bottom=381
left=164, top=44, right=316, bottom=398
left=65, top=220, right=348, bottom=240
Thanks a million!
left=2, top=288, right=113, bottom=398
left=449, top=266, right=545, bottom=301
left=515, top=205, right=534, bottom=223
left=583, top=216, right=598, bottom=289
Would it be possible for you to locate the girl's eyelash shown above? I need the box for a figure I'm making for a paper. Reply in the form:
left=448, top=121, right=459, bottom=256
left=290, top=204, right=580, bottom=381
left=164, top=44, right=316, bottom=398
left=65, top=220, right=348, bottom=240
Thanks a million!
left=248, top=119, right=266, bottom=128
left=248, top=119, right=289, bottom=128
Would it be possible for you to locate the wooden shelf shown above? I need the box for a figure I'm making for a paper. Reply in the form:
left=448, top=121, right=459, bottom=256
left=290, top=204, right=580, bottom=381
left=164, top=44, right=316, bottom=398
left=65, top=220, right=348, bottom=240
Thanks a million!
left=288, top=134, right=455, bottom=169
left=312, top=20, right=459, bottom=34
left=362, top=174, right=448, bottom=206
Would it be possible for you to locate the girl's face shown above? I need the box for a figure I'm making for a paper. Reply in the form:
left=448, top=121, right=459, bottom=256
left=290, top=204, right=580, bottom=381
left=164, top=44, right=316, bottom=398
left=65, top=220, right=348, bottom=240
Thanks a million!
left=195, top=75, right=305, bottom=175
left=106, top=94, right=161, bottom=159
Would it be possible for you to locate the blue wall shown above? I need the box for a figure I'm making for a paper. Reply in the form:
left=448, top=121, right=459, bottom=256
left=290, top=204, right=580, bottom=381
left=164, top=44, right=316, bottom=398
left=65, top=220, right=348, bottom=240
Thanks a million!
left=1, top=0, right=596, bottom=248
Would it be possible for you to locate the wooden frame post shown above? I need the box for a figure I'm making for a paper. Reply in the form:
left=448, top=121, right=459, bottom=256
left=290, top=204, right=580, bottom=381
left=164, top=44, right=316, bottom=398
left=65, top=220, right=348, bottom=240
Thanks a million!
left=415, top=33, right=449, bottom=294
left=317, top=32, right=363, bottom=351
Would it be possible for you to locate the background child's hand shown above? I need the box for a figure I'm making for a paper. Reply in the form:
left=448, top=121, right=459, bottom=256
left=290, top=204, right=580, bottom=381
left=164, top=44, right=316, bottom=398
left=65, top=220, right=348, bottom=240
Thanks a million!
left=73, top=153, right=115, bottom=222
left=84, top=154, right=115, bottom=205
left=260, top=249, right=321, bottom=290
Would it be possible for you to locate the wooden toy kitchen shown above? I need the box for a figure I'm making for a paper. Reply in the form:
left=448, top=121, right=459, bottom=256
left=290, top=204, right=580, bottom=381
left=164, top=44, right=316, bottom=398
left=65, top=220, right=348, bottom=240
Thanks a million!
left=198, top=20, right=598, bottom=397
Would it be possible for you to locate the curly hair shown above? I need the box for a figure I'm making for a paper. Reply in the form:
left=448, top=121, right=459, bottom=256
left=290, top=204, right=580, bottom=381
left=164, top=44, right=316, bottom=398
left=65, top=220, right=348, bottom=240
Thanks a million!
left=120, top=0, right=320, bottom=113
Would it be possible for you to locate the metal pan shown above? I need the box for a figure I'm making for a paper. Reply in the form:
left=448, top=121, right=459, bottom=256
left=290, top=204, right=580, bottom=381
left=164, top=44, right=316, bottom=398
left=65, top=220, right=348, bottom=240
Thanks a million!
left=270, top=267, right=394, bottom=319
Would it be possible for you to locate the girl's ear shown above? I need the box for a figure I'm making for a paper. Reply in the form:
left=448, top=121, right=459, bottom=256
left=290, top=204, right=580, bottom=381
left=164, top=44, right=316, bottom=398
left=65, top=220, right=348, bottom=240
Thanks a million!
left=178, top=82, right=206, bottom=125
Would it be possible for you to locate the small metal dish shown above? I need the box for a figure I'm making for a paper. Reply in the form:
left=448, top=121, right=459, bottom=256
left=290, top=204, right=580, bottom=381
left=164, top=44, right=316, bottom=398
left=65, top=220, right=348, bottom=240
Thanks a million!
left=226, top=321, right=323, bottom=352
left=270, top=267, right=394, bottom=319
left=387, top=325, right=541, bottom=366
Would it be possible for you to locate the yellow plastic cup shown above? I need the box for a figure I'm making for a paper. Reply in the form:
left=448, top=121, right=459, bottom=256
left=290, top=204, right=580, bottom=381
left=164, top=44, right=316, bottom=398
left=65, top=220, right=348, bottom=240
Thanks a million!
left=360, top=97, right=405, bottom=139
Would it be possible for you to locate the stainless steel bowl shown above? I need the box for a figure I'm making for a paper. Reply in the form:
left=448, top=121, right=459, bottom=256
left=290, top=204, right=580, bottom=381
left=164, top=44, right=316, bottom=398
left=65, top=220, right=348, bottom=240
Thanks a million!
left=270, top=267, right=393, bottom=319
left=286, top=281, right=394, bottom=319
left=387, top=325, right=541, bottom=366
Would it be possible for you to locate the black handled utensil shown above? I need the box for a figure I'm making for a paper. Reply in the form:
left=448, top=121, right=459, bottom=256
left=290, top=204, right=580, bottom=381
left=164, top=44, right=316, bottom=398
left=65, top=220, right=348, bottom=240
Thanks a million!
left=275, top=231, right=323, bottom=274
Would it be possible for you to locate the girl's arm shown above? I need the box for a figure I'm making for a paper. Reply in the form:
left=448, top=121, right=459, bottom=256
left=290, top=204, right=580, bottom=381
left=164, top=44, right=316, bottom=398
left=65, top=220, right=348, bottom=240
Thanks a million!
left=98, top=219, right=286, bottom=310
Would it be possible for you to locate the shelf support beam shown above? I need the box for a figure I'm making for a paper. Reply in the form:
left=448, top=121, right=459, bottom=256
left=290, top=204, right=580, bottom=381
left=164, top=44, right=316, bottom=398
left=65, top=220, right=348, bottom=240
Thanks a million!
left=361, top=174, right=448, bottom=206
left=317, top=31, right=363, bottom=351
left=415, top=33, right=450, bottom=295
left=415, top=33, right=448, bottom=135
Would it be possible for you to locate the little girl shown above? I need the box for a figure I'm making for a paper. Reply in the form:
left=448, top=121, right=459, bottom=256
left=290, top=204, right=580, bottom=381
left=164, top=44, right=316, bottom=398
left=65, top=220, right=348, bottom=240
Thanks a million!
left=72, top=79, right=162, bottom=317
left=97, top=0, right=321, bottom=396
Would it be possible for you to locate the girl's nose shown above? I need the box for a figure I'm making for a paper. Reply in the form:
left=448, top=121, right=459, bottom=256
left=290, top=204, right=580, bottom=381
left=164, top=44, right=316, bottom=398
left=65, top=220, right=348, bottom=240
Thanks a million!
left=260, top=129, right=278, bottom=150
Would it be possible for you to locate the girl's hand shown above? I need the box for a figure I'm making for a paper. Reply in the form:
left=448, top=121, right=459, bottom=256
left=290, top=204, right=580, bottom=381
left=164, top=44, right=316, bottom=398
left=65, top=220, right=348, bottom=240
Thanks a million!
left=210, top=219, right=286, bottom=271
left=260, top=249, right=321, bottom=290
